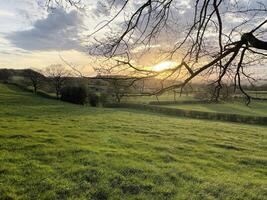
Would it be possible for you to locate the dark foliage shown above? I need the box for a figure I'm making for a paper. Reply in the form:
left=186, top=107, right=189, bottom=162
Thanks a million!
left=61, top=86, right=88, bottom=105
left=88, top=93, right=99, bottom=107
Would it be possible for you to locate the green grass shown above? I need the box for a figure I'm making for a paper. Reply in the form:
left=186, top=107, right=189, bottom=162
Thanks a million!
left=163, top=101, right=267, bottom=117
left=122, top=93, right=195, bottom=104
left=0, top=83, right=267, bottom=200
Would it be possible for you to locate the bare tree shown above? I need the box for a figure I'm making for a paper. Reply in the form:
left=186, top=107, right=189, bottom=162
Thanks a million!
left=24, top=68, right=45, bottom=94
left=107, top=78, right=130, bottom=103
left=44, top=64, right=70, bottom=99
left=46, top=0, right=267, bottom=104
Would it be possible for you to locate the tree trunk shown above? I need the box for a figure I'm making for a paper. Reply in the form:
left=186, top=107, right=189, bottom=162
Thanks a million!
left=33, top=83, right=37, bottom=94
left=56, top=90, right=60, bottom=99
left=116, top=94, right=121, bottom=103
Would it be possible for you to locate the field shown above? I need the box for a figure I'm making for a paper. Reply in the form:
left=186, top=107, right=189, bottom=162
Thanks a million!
left=0, top=83, right=267, bottom=199
left=123, top=93, right=196, bottom=104
left=163, top=101, right=267, bottom=117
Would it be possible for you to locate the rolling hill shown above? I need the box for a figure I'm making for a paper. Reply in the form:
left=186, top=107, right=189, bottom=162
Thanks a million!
left=0, top=83, right=266, bottom=199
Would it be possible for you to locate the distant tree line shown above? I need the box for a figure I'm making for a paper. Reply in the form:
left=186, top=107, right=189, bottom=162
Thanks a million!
left=1, top=66, right=267, bottom=105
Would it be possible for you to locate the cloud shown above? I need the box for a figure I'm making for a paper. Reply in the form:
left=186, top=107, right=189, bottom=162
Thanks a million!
left=0, top=10, right=15, bottom=17
left=6, top=8, right=85, bottom=51
left=93, top=0, right=128, bottom=17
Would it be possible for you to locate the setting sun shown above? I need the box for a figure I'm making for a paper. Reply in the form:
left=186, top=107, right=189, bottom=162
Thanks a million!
left=152, top=61, right=178, bottom=71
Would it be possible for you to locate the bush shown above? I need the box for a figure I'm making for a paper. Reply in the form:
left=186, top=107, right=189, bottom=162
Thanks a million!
left=88, top=92, right=99, bottom=107
left=61, top=86, right=87, bottom=105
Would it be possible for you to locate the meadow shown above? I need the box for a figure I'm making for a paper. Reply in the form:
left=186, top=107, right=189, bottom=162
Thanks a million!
left=163, top=101, right=267, bottom=117
left=0, top=83, right=267, bottom=199
left=123, top=94, right=196, bottom=104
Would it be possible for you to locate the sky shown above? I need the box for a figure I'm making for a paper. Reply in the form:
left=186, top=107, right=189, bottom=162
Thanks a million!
left=0, top=0, right=266, bottom=79
left=0, top=0, right=130, bottom=73
left=0, top=0, right=96, bottom=73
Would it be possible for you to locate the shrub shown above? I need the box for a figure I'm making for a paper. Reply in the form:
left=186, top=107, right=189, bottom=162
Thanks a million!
left=60, top=86, right=87, bottom=105
left=88, top=92, right=99, bottom=107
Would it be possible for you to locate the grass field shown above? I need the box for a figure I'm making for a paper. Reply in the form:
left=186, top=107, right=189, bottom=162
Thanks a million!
left=0, top=83, right=267, bottom=200
left=123, top=93, right=196, bottom=104
left=163, top=101, right=267, bottom=117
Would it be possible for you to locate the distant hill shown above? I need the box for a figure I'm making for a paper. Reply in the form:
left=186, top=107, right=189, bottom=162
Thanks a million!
left=0, top=68, right=44, bottom=82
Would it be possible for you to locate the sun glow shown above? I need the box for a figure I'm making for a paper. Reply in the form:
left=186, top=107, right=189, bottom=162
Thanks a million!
left=152, top=61, right=178, bottom=72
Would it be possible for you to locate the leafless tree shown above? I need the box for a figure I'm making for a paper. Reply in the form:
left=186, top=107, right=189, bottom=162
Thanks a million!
left=44, top=64, right=70, bottom=99
left=24, top=68, right=45, bottom=94
left=107, top=78, right=131, bottom=103
left=46, top=0, right=267, bottom=104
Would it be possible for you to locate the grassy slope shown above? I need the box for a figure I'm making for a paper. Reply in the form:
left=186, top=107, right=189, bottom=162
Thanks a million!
left=0, top=84, right=267, bottom=200
left=163, top=101, right=267, bottom=117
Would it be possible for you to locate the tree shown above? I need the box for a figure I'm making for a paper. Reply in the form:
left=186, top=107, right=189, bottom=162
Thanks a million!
left=194, top=82, right=234, bottom=101
left=94, top=76, right=135, bottom=103
left=44, top=64, right=70, bottom=99
left=46, top=0, right=267, bottom=104
left=24, top=69, right=45, bottom=94
left=107, top=78, right=129, bottom=103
